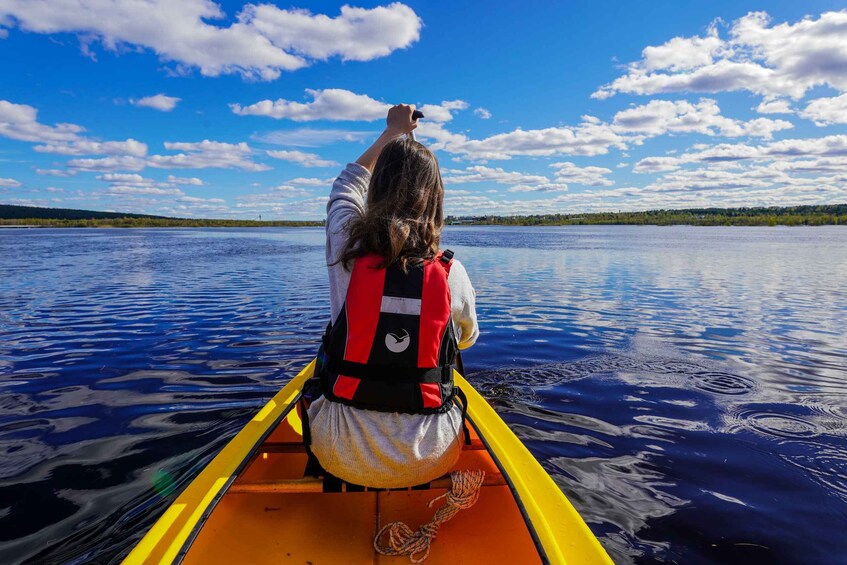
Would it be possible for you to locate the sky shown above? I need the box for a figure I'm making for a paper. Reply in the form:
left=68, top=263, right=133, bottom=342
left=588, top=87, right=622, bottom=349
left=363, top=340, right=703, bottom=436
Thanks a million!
left=1, top=0, right=847, bottom=220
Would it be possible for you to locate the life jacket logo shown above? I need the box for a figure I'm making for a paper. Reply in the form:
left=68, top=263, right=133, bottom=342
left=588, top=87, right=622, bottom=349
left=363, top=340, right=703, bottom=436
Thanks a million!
left=385, top=329, right=410, bottom=353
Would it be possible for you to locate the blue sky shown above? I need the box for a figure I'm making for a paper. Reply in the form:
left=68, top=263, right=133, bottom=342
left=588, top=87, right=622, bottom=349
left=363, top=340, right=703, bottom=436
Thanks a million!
left=1, top=0, right=846, bottom=219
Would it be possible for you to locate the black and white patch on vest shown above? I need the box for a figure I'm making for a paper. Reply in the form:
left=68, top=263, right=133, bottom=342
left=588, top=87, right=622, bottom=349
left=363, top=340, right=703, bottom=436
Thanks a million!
left=370, top=312, right=419, bottom=365
left=385, top=328, right=411, bottom=353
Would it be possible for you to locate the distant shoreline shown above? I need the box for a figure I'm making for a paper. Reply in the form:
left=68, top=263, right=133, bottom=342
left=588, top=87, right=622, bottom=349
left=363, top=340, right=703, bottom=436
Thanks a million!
left=0, top=219, right=324, bottom=228
left=2, top=203, right=845, bottom=228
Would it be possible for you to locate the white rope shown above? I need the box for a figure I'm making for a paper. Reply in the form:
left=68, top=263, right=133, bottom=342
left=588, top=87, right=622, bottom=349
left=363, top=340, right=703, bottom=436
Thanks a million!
left=373, top=470, right=485, bottom=563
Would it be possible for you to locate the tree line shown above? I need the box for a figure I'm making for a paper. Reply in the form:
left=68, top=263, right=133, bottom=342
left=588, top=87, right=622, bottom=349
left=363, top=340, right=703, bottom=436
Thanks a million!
left=3, top=203, right=846, bottom=228
left=446, top=204, right=847, bottom=227
left=0, top=217, right=324, bottom=228
left=0, top=204, right=323, bottom=227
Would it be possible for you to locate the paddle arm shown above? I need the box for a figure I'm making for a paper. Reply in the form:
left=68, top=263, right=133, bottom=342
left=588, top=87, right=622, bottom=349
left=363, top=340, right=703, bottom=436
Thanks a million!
left=355, top=106, right=423, bottom=171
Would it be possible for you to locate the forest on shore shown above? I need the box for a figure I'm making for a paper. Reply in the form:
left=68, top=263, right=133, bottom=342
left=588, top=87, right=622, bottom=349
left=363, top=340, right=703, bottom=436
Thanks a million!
left=0, top=205, right=322, bottom=227
left=2, top=203, right=846, bottom=228
left=446, top=204, right=847, bottom=227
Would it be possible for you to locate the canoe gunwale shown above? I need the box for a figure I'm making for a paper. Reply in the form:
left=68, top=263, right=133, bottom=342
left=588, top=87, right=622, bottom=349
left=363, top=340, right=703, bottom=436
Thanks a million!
left=455, top=372, right=613, bottom=564
left=122, top=360, right=315, bottom=565
left=463, top=411, right=550, bottom=565
left=173, top=390, right=304, bottom=564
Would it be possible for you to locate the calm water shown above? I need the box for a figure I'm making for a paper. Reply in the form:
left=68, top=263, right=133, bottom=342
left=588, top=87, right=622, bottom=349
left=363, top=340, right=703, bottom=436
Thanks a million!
left=1, top=226, right=846, bottom=564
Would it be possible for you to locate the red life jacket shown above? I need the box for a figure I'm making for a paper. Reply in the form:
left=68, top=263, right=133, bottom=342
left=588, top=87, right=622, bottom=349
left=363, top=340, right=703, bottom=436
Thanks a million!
left=316, top=249, right=459, bottom=414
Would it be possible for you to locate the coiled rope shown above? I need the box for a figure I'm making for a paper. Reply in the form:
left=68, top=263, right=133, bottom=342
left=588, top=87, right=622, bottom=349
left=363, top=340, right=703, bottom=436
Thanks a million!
left=373, top=470, right=485, bottom=563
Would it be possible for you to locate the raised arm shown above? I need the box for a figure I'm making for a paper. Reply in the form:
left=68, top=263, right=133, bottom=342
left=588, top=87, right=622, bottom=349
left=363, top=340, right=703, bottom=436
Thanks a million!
left=326, top=104, right=419, bottom=260
left=355, top=104, right=419, bottom=171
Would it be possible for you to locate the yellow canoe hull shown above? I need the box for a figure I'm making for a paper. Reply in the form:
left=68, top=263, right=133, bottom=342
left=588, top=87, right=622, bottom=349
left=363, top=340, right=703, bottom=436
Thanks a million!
left=124, top=360, right=612, bottom=564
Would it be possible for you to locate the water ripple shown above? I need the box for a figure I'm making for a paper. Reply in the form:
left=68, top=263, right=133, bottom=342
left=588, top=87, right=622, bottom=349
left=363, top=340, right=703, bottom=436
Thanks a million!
left=730, top=410, right=823, bottom=440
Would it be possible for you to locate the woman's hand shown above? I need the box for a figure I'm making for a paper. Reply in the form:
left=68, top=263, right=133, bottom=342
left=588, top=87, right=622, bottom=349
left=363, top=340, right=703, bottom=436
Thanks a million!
left=355, top=104, right=418, bottom=172
left=385, top=104, right=418, bottom=137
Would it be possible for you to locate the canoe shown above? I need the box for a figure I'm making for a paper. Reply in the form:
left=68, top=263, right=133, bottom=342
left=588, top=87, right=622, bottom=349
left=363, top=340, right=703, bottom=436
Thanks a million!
left=124, top=360, right=612, bottom=564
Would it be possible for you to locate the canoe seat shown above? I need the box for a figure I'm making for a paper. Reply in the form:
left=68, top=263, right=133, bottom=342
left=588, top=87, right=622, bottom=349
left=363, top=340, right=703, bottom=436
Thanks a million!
left=228, top=471, right=506, bottom=494
left=258, top=435, right=486, bottom=454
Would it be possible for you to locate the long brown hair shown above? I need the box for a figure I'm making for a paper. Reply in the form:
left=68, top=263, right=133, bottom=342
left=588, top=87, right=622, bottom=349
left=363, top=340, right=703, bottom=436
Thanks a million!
left=338, top=137, right=444, bottom=272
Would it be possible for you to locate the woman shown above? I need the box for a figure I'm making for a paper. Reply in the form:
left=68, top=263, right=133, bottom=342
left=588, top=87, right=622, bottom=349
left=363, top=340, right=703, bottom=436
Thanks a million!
left=307, top=104, right=479, bottom=489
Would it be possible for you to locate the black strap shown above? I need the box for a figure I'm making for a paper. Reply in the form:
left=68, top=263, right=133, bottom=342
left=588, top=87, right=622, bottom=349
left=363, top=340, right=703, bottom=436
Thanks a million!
left=453, top=352, right=471, bottom=445
left=456, top=350, right=466, bottom=378
left=454, top=386, right=472, bottom=445
left=299, top=395, right=312, bottom=447
left=331, top=359, right=451, bottom=384
left=441, top=249, right=454, bottom=263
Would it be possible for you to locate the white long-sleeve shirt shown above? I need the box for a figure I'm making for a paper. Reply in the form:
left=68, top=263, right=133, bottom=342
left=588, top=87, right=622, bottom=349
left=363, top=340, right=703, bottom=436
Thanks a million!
left=307, top=162, right=479, bottom=488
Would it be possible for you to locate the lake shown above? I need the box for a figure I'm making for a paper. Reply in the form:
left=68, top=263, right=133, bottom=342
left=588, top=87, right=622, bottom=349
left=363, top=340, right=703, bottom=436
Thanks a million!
left=1, top=226, right=846, bottom=564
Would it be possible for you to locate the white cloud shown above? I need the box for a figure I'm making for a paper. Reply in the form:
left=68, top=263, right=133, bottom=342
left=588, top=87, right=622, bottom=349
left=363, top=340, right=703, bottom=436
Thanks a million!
left=421, top=118, right=628, bottom=160
left=756, top=99, right=793, bottom=114
left=442, top=163, right=613, bottom=193
left=507, top=182, right=570, bottom=193
left=252, top=128, right=375, bottom=147
left=235, top=189, right=327, bottom=207
left=550, top=162, right=614, bottom=186
left=642, top=33, right=723, bottom=72
left=443, top=167, right=847, bottom=215
left=35, top=168, right=77, bottom=177
left=0, top=177, right=22, bottom=187
left=234, top=191, right=325, bottom=216
left=766, top=135, right=847, bottom=158
left=67, top=155, right=147, bottom=172
left=2, top=197, right=58, bottom=207
left=0, top=1, right=421, bottom=80
left=177, top=195, right=224, bottom=204
left=612, top=99, right=793, bottom=139
left=442, top=165, right=548, bottom=185
left=633, top=156, right=686, bottom=173
left=233, top=89, right=467, bottom=123
left=233, top=88, right=388, bottom=121
left=770, top=156, right=847, bottom=175
left=98, top=173, right=146, bottom=183
left=287, top=177, right=333, bottom=186
left=166, top=175, right=204, bottom=186
left=266, top=149, right=339, bottom=167
left=270, top=184, right=311, bottom=197
left=623, top=133, right=847, bottom=211
left=0, top=99, right=83, bottom=143
left=158, top=200, right=232, bottom=217
left=1, top=99, right=150, bottom=159
left=633, top=135, right=847, bottom=173
left=594, top=10, right=847, bottom=100
left=417, top=100, right=468, bottom=123
left=150, top=140, right=269, bottom=171
left=241, top=3, right=420, bottom=62
left=419, top=98, right=791, bottom=164
left=96, top=172, right=186, bottom=196
left=131, top=94, right=180, bottom=112
left=33, top=138, right=148, bottom=156
left=106, top=185, right=183, bottom=195
left=474, top=107, right=492, bottom=119
left=97, top=173, right=210, bottom=196
left=69, top=139, right=269, bottom=172
left=644, top=167, right=777, bottom=192
left=799, top=94, right=847, bottom=126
